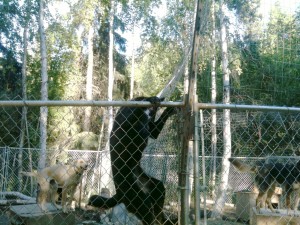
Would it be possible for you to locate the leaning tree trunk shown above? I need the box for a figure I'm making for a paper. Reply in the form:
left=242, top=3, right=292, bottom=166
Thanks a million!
left=157, top=46, right=191, bottom=100
left=38, top=0, right=48, bottom=169
left=212, top=0, right=232, bottom=218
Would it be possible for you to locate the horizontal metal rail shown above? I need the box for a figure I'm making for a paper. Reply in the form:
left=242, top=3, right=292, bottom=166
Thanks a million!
left=0, top=100, right=185, bottom=107
left=1, top=101, right=299, bottom=112
left=196, top=103, right=300, bottom=112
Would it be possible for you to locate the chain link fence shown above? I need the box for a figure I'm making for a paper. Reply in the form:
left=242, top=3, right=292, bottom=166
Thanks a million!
left=0, top=147, right=179, bottom=207
left=1, top=102, right=299, bottom=225
left=1, top=103, right=300, bottom=225
left=0, top=103, right=181, bottom=225
left=196, top=108, right=300, bottom=224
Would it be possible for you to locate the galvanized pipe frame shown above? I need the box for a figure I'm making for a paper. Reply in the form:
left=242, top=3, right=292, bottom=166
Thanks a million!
left=193, top=102, right=300, bottom=225
left=193, top=96, right=201, bottom=225
left=0, top=99, right=186, bottom=224
left=4, top=100, right=298, bottom=112
left=0, top=100, right=184, bottom=108
left=197, top=103, right=300, bottom=112
left=2, top=99, right=299, bottom=224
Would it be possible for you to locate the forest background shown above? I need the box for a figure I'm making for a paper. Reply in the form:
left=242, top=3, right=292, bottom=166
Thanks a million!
left=0, top=0, right=300, bottom=156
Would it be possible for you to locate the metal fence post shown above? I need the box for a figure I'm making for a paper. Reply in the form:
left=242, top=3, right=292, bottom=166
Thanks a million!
left=194, top=98, right=201, bottom=225
left=200, top=109, right=207, bottom=225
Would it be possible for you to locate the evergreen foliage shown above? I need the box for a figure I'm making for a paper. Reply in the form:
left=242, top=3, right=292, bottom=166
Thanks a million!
left=0, top=0, right=299, bottom=154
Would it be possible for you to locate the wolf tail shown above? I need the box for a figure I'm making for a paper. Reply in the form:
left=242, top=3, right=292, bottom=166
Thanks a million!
left=229, top=158, right=257, bottom=173
left=88, top=194, right=120, bottom=209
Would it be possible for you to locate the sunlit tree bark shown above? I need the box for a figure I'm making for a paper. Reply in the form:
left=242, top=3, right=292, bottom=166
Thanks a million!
left=210, top=0, right=217, bottom=199
left=212, top=0, right=232, bottom=218
left=130, top=22, right=135, bottom=99
left=38, top=0, right=48, bottom=169
left=107, top=0, right=115, bottom=135
left=101, top=0, right=115, bottom=193
left=84, top=25, right=94, bottom=131
left=18, top=18, right=28, bottom=192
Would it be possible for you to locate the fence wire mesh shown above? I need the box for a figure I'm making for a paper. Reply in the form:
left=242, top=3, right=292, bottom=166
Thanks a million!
left=198, top=109, right=300, bottom=225
left=0, top=104, right=180, bottom=225
left=1, top=102, right=300, bottom=225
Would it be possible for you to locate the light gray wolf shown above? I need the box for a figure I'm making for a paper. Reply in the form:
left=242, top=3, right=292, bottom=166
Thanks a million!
left=22, top=158, right=87, bottom=213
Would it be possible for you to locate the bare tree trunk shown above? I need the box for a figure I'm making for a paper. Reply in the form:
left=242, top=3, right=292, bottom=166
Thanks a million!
left=212, top=0, right=232, bottom=218
left=38, top=0, right=48, bottom=169
left=210, top=0, right=217, bottom=199
left=129, top=22, right=135, bottom=99
left=84, top=26, right=94, bottom=131
left=20, top=24, right=28, bottom=154
left=18, top=23, right=28, bottom=192
left=101, top=0, right=115, bottom=191
left=107, top=0, right=115, bottom=137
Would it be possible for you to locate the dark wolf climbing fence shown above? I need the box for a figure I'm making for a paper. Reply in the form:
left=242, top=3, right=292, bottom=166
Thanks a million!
left=0, top=102, right=182, bottom=225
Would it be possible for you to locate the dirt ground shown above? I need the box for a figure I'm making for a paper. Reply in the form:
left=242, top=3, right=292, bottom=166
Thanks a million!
left=205, top=219, right=245, bottom=225
left=79, top=202, right=247, bottom=225
left=1, top=203, right=246, bottom=225
left=194, top=201, right=247, bottom=225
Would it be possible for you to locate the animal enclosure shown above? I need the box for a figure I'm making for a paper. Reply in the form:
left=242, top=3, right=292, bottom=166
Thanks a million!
left=1, top=104, right=300, bottom=225
left=0, top=0, right=300, bottom=225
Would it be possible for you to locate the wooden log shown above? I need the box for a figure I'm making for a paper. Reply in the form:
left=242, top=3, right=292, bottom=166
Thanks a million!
left=250, top=207, right=300, bottom=225
left=236, top=189, right=281, bottom=221
left=9, top=203, right=75, bottom=225
left=0, top=192, right=35, bottom=201
left=236, top=191, right=258, bottom=221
